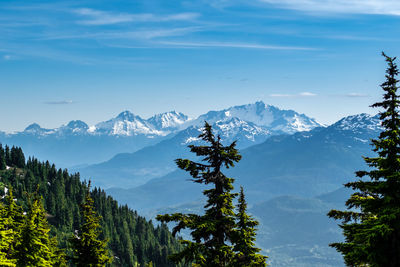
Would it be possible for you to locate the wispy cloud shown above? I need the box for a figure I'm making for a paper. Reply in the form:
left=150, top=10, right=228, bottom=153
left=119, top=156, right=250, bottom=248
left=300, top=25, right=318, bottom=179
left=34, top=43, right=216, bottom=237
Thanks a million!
left=259, top=0, right=400, bottom=16
left=39, top=27, right=202, bottom=41
left=269, top=92, right=317, bottom=97
left=73, top=8, right=200, bottom=25
left=159, top=41, right=316, bottom=50
left=324, top=35, right=383, bottom=41
left=44, top=100, right=74, bottom=105
left=344, top=93, right=370, bottom=97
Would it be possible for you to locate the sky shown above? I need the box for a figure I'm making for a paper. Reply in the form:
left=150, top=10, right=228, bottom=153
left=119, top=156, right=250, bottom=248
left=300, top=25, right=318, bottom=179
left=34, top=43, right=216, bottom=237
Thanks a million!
left=1, top=0, right=400, bottom=132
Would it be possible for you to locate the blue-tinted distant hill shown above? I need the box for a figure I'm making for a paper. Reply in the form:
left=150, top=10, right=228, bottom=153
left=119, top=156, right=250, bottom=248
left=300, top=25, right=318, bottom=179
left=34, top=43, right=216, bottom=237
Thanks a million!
left=108, top=113, right=380, bottom=210
left=78, top=101, right=322, bottom=188
left=0, top=102, right=321, bottom=170
left=106, top=113, right=379, bottom=266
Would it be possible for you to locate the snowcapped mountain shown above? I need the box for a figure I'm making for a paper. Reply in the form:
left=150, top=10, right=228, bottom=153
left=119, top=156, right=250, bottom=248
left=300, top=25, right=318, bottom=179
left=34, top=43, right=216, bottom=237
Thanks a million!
left=189, top=101, right=323, bottom=134
left=183, top=118, right=270, bottom=147
left=58, top=120, right=89, bottom=135
left=79, top=118, right=272, bottom=188
left=1, top=102, right=323, bottom=167
left=331, top=113, right=382, bottom=133
left=11, top=101, right=322, bottom=139
left=106, top=112, right=383, bottom=266
left=93, top=111, right=164, bottom=136
left=148, top=111, right=190, bottom=131
left=23, top=123, right=55, bottom=136
left=92, top=110, right=192, bottom=136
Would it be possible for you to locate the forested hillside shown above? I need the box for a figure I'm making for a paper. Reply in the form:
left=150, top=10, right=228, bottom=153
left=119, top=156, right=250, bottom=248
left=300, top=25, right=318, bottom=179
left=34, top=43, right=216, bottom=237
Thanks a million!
left=0, top=144, right=184, bottom=267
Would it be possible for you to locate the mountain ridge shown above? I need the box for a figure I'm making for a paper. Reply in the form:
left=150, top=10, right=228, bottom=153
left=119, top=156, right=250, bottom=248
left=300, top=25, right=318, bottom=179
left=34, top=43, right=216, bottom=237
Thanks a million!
left=0, top=101, right=324, bottom=167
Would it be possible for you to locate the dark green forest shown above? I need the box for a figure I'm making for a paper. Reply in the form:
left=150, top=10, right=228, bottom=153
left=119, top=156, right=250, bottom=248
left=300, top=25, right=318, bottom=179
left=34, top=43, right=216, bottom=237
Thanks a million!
left=0, top=144, right=184, bottom=267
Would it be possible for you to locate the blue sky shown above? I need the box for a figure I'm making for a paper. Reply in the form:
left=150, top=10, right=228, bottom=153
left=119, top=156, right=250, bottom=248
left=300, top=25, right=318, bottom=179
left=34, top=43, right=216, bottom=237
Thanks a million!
left=1, top=0, right=400, bottom=132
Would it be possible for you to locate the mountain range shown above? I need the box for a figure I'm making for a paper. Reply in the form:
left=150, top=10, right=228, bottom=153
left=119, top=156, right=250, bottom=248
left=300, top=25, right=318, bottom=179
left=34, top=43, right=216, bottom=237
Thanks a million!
left=0, top=101, right=322, bottom=169
left=105, top=112, right=381, bottom=266
left=0, top=111, right=189, bottom=167
left=0, top=101, right=381, bottom=266
left=76, top=101, right=323, bottom=188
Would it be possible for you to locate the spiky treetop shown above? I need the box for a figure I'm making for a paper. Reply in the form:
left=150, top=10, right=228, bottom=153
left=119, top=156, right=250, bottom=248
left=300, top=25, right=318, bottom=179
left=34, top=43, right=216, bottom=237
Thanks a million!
left=232, top=187, right=267, bottom=267
left=70, top=182, right=112, bottom=267
left=158, top=122, right=267, bottom=267
left=157, top=122, right=242, bottom=267
left=328, top=53, right=400, bottom=266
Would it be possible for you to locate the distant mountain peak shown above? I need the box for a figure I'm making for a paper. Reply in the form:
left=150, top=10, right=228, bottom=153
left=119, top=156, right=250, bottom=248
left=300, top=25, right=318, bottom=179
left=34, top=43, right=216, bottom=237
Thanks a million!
left=23, top=123, right=54, bottom=135
left=116, top=110, right=137, bottom=121
left=59, top=120, right=89, bottom=134
left=332, top=113, right=382, bottom=132
left=66, top=120, right=88, bottom=129
left=13, top=102, right=322, bottom=139
left=194, top=101, right=322, bottom=135
left=24, top=123, right=42, bottom=132
left=148, top=111, right=190, bottom=130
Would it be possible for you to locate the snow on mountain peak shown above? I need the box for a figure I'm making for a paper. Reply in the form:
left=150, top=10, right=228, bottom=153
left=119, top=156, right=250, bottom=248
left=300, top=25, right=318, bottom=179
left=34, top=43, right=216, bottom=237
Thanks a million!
left=184, top=118, right=270, bottom=147
left=23, top=123, right=54, bottom=135
left=59, top=120, right=89, bottom=134
left=193, top=101, right=322, bottom=135
left=24, top=123, right=42, bottom=132
left=66, top=120, right=88, bottom=130
left=148, top=111, right=190, bottom=130
left=94, top=111, right=164, bottom=136
left=14, top=102, right=322, bottom=139
left=332, top=113, right=382, bottom=132
left=116, top=110, right=137, bottom=121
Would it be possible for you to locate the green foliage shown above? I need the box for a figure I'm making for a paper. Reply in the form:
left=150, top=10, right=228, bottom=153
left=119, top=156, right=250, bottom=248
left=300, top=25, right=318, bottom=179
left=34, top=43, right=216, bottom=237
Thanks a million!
left=157, top=122, right=266, bottom=267
left=0, top=187, right=24, bottom=266
left=70, top=183, right=112, bottom=267
left=0, top=146, right=24, bottom=169
left=0, top=146, right=184, bottom=267
left=0, top=200, right=16, bottom=266
left=232, top=187, right=267, bottom=266
left=328, top=53, right=400, bottom=266
left=0, top=144, right=6, bottom=171
left=14, top=189, right=66, bottom=267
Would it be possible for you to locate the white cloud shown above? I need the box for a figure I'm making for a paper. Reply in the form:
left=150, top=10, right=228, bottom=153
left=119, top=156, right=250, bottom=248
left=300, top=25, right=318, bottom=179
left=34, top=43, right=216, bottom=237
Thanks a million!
left=74, top=8, right=200, bottom=25
left=159, top=41, right=315, bottom=50
left=3, top=55, right=11, bottom=60
left=44, top=100, right=74, bottom=105
left=40, top=27, right=202, bottom=41
left=269, top=92, right=317, bottom=97
left=299, top=92, right=317, bottom=96
left=259, top=0, right=400, bottom=16
left=269, top=93, right=292, bottom=97
left=344, top=93, right=370, bottom=97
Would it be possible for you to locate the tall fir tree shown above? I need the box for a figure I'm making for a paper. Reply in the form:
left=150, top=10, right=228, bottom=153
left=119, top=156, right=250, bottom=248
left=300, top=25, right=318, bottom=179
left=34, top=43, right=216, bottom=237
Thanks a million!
left=157, top=122, right=266, bottom=267
left=0, top=144, right=6, bottom=170
left=328, top=53, right=400, bottom=266
left=5, top=146, right=11, bottom=167
left=232, top=187, right=267, bottom=267
left=14, top=190, right=65, bottom=267
left=2, top=187, right=24, bottom=264
left=0, top=201, right=16, bottom=266
left=70, top=182, right=112, bottom=267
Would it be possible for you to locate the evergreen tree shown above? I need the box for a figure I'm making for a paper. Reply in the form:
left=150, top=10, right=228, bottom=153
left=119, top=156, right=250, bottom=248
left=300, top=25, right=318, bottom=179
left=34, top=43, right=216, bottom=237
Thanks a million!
left=157, top=122, right=266, bottom=267
left=0, top=201, right=16, bottom=266
left=0, top=148, right=183, bottom=267
left=14, top=148, right=25, bottom=169
left=232, top=187, right=267, bottom=267
left=14, top=190, right=65, bottom=267
left=0, top=144, right=6, bottom=170
left=5, top=146, right=11, bottom=167
left=70, top=182, right=112, bottom=267
left=328, top=53, right=400, bottom=266
left=2, top=187, right=24, bottom=263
